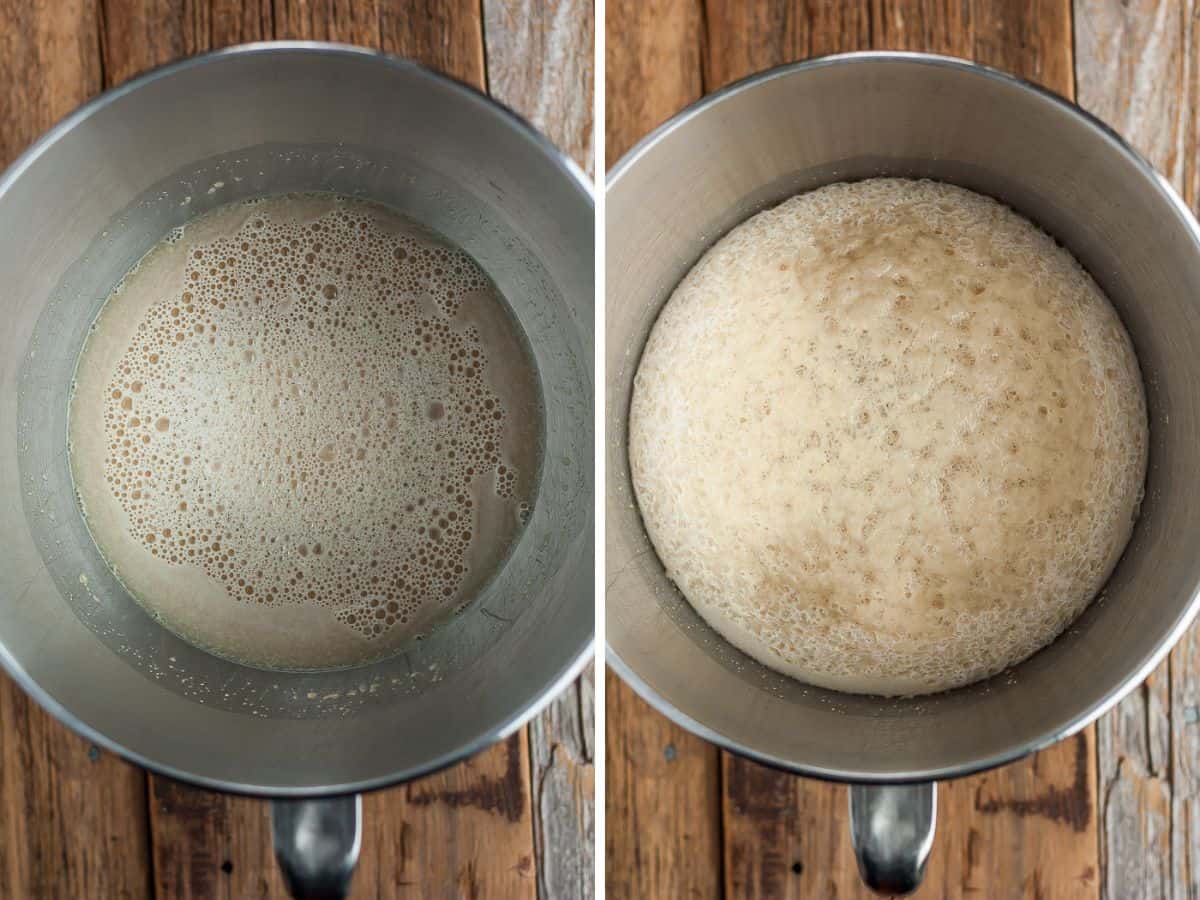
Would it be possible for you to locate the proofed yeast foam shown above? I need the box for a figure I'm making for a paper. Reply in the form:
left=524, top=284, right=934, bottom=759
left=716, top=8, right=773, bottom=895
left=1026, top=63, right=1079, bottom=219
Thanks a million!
left=630, top=178, right=1148, bottom=697
left=70, top=195, right=540, bottom=670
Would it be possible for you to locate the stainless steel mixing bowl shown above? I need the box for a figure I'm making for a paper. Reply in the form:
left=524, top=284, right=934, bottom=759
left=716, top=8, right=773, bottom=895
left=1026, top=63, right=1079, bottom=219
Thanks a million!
left=0, top=42, right=593, bottom=897
left=606, top=51, right=1200, bottom=894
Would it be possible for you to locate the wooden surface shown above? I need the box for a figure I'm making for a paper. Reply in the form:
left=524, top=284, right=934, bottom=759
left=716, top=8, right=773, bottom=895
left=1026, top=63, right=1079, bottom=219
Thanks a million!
left=1076, top=4, right=1200, bottom=898
left=0, top=2, right=593, bottom=899
left=605, top=2, right=1199, bottom=898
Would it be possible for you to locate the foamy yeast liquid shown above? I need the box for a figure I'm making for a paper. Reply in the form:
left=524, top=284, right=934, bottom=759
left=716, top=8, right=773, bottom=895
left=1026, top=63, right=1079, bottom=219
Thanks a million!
left=630, top=179, right=1148, bottom=697
left=69, top=194, right=541, bottom=670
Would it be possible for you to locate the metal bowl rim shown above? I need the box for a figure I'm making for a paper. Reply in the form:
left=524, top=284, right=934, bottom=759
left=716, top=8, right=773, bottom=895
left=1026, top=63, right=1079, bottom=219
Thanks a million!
left=0, top=40, right=595, bottom=797
left=605, top=50, right=1200, bottom=784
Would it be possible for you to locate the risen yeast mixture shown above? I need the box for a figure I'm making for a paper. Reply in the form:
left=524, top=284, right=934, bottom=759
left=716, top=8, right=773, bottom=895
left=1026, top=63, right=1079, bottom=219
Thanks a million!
left=70, top=195, right=540, bottom=670
left=629, top=179, right=1147, bottom=696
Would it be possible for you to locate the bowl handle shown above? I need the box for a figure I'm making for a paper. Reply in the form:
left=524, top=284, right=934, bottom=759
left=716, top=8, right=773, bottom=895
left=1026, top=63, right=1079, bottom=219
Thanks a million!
left=849, top=782, right=936, bottom=895
left=271, top=794, right=362, bottom=900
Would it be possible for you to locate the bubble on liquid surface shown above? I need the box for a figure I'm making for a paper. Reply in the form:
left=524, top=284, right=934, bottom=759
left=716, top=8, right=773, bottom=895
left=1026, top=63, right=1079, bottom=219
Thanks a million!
left=70, top=194, right=540, bottom=670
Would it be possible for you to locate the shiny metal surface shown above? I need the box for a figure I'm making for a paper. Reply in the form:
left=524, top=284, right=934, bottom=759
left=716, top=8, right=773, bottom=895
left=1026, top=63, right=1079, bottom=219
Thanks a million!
left=272, top=796, right=362, bottom=899
left=607, top=52, right=1200, bottom=782
left=849, top=783, right=936, bottom=895
left=0, top=43, right=593, bottom=795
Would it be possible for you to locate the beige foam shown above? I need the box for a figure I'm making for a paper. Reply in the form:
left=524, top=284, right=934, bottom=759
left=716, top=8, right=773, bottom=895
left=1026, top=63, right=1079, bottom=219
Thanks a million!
left=70, top=194, right=540, bottom=670
left=630, top=178, right=1148, bottom=696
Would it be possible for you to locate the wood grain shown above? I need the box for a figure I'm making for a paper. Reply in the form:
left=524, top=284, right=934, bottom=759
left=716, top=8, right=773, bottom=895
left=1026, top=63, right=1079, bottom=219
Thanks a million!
left=1172, top=621, right=1200, bottom=900
left=0, top=693, right=152, bottom=900
left=604, top=0, right=703, bottom=162
left=725, top=736, right=1099, bottom=900
left=702, top=0, right=1075, bottom=95
left=722, top=749, right=811, bottom=900
left=702, top=0, right=868, bottom=90
left=276, top=0, right=380, bottom=44
left=0, top=0, right=102, bottom=125
left=528, top=666, right=596, bottom=900
left=148, top=779, right=288, bottom=899
left=605, top=670, right=723, bottom=899
left=723, top=731, right=1097, bottom=900
left=876, top=0, right=1076, bottom=89
left=99, top=0, right=273, bottom=85
left=484, top=0, right=596, bottom=174
left=379, top=0, right=484, bottom=85
left=0, top=2, right=151, bottom=898
left=149, top=735, right=538, bottom=899
left=367, top=733, right=537, bottom=898
left=147, top=739, right=538, bottom=899
left=1075, top=2, right=1200, bottom=897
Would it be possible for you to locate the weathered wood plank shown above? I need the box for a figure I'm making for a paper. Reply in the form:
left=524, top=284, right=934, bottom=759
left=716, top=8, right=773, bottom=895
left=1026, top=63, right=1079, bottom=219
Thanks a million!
left=1076, top=2, right=1199, bottom=897
left=378, top=0, right=484, bottom=86
left=99, top=0, right=274, bottom=86
left=0, top=692, right=153, bottom=900
left=359, top=732, right=538, bottom=898
left=274, top=0, right=380, bottom=44
left=724, top=735, right=1099, bottom=900
left=147, top=780, right=288, bottom=899
left=148, top=737, right=540, bottom=899
left=527, top=666, right=595, bottom=900
left=702, top=0, right=1097, bottom=161
left=722, top=749, right=810, bottom=900
left=207, top=0, right=274, bottom=45
left=1173, top=621, right=1200, bottom=899
left=971, top=0, right=1074, bottom=93
left=0, top=0, right=102, bottom=140
left=871, top=0, right=971, bottom=56
left=605, top=671, right=722, bottom=900
left=873, top=0, right=1074, bottom=95
left=98, top=0, right=186, bottom=86
left=933, top=733, right=1099, bottom=899
left=604, top=0, right=704, bottom=162
left=483, top=0, right=595, bottom=175
left=702, top=0, right=869, bottom=90
left=0, top=2, right=153, bottom=898
left=149, top=735, right=539, bottom=899
left=1187, top=7, right=1200, bottom=214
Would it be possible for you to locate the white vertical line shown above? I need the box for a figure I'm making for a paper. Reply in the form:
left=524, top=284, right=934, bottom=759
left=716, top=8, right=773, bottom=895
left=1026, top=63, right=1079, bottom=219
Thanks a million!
left=592, top=0, right=607, bottom=894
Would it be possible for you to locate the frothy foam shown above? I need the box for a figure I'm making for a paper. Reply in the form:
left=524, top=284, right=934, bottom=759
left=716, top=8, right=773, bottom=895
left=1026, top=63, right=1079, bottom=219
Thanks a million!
left=70, top=194, right=540, bottom=670
left=630, top=178, right=1148, bottom=696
